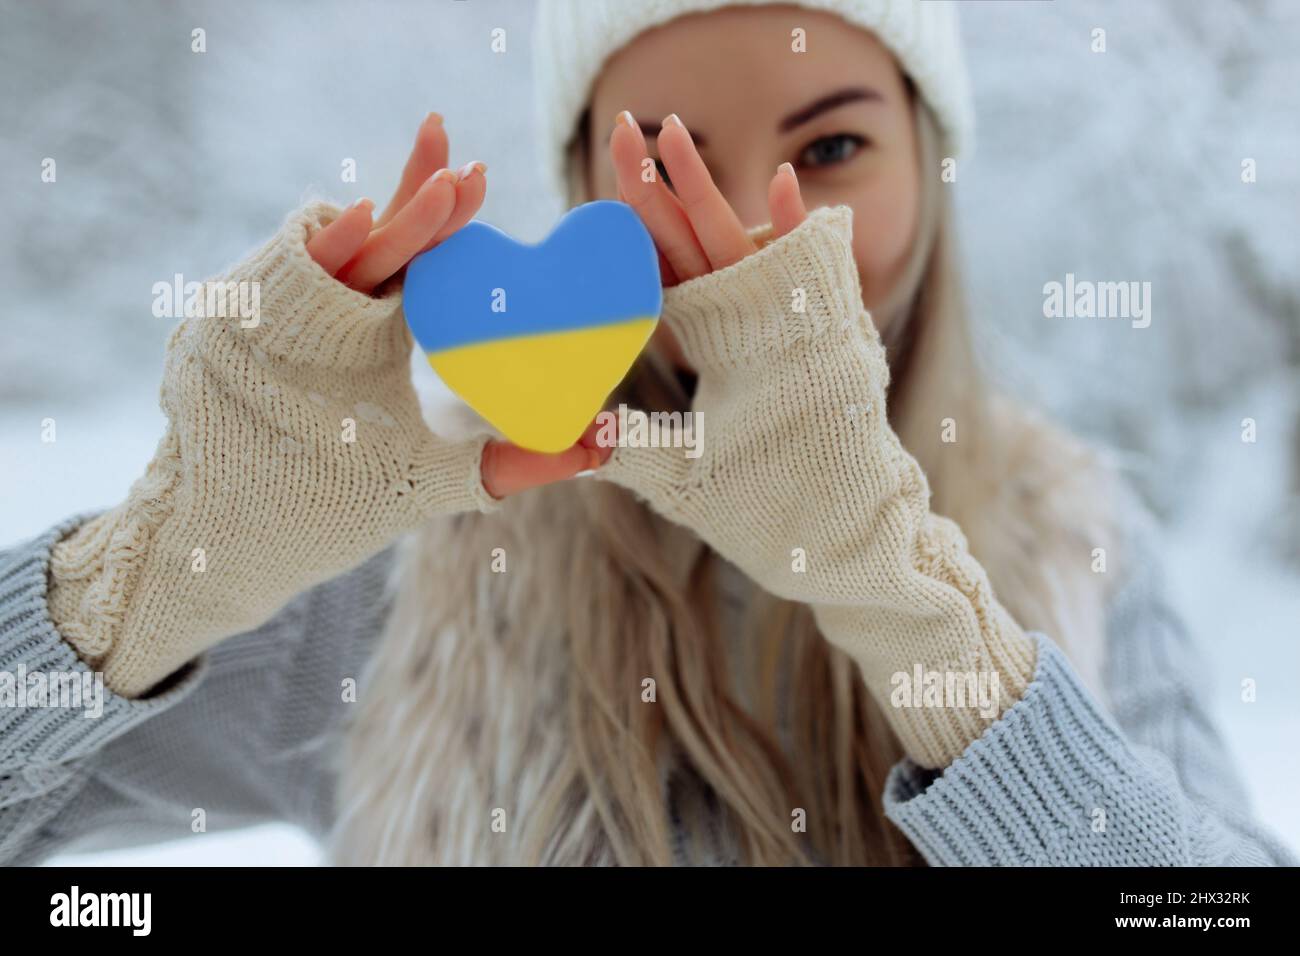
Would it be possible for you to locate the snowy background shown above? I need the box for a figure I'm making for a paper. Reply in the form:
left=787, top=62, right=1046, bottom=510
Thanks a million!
left=1, top=0, right=1296, bottom=865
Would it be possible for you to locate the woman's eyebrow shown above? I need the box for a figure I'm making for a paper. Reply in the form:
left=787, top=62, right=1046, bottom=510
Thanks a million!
left=777, top=87, right=882, bottom=132
left=628, top=88, right=879, bottom=147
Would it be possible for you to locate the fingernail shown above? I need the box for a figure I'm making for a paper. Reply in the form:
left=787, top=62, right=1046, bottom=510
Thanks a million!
left=663, top=113, right=684, bottom=129
left=615, top=110, right=638, bottom=131
left=425, top=111, right=443, bottom=126
left=778, top=162, right=797, bottom=181
left=431, top=168, right=458, bottom=184
left=350, top=196, right=374, bottom=210
left=456, top=160, right=486, bottom=181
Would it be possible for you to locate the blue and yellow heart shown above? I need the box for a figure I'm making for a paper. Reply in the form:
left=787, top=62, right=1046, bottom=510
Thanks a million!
left=403, top=201, right=662, bottom=453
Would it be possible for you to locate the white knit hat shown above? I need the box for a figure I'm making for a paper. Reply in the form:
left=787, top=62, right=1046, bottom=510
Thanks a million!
left=532, top=0, right=974, bottom=200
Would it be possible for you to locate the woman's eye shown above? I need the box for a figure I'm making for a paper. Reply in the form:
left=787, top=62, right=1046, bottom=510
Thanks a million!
left=797, top=133, right=865, bottom=169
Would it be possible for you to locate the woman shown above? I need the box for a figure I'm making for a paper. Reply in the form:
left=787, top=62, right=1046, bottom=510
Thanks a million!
left=1, top=0, right=1291, bottom=866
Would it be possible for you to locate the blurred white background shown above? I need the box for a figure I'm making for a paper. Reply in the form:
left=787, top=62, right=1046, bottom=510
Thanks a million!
left=1, top=0, right=1296, bottom=865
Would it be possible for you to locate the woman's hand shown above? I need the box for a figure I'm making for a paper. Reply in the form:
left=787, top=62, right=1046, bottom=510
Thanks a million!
left=608, top=111, right=808, bottom=284
left=306, top=112, right=485, bottom=294
left=601, top=110, right=885, bottom=607
left=47, top=114, right=603, bottom=697
left=598, top=111, right=1035, bottom=768
left=305, top=112, right=605, bottom=496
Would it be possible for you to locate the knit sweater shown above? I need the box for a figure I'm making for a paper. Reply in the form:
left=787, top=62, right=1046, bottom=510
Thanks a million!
left=596, top=206, right=1036, bottom=767
left=1, top=510, right=1292, bottom=865
left=0, top=204, right=1293, bottom=865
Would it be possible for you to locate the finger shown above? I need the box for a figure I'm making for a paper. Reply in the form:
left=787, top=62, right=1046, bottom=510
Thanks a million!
left=656, top=247, right=680, bottom=287
left=618, top=181, right=680, bottom=286
left=768, top=163, right=808, bottom=239
left=424, top=161, right=487, bottom=251
left=657, top=114, right=754, bottom=270
left=610, top=111, right=711, bottom=282
left=375, top=112, right=449, bottom=228
left=306, top=199, right=374, bottom=276
left=480, top=439, right=601, bottom=498
left=336, top=170, right=458, bottom=293
left=576, top=416, right=616, bottom=465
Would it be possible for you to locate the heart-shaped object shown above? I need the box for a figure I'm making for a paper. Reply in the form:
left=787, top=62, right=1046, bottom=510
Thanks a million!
left=403, top=201, right=662, bottom=453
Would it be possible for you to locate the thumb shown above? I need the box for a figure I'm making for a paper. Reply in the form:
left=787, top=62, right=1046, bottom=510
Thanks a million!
left=481, top=436, right=601, bottom=498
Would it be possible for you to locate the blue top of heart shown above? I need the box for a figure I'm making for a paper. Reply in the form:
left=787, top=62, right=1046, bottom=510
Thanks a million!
left=403, top=200, right=663, bottom=353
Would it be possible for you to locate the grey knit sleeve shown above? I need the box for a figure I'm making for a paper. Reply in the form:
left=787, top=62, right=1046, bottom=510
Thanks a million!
left=881, top=496, right=1296, bottom=866
left=1, top=516, right=392, bottom=863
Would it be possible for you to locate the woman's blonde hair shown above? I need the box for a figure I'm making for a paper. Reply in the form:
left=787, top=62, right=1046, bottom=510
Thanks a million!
left=330, top=90, right=1117, bottom=866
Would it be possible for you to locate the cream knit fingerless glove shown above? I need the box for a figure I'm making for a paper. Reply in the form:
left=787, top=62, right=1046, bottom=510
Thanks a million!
left=48, top=202, right=499, bottom=698
left=599, top=206, right=1037, bottom=768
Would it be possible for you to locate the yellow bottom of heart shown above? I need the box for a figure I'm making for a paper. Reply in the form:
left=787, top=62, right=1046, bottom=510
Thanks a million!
left=427, top=317, right=658, bottom=453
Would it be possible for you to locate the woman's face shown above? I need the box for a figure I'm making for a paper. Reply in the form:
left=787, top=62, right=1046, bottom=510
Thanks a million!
left=586, top=4, right=921, bottom=351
